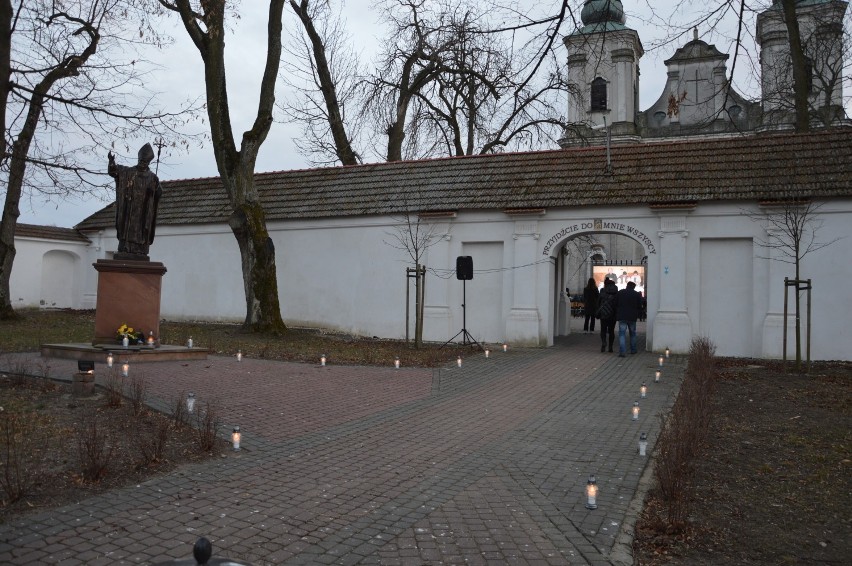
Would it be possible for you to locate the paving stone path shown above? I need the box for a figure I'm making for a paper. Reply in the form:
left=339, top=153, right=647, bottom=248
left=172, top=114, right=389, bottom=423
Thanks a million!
left=0, top=330, right=684, bottom=565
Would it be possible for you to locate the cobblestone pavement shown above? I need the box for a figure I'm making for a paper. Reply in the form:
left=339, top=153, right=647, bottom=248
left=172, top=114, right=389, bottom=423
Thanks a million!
left=0, top=329, right=684, bottom=565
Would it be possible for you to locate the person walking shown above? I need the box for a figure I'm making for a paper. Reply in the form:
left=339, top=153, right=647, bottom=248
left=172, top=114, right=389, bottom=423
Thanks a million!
left=582, top=278, right=599, bottom=333
left=616, top=281, right=643, bottom=357
left=597, top=278, right=618, bottom=352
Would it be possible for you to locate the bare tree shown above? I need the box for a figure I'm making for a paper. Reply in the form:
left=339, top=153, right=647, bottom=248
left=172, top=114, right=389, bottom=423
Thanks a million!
left=384, top=201, right=449, bottom=347
left=285, top=0, right=361, bottom=166
left=0, top=0, right=190, bottom=320
left=286, top=0, right=573, bottom=164
left=759, top=0, right=850, bottom=129
left=751, top=199, right=839, bottom=371
left=158, top=0, right=287, bottom=333
left=411, top=7, right=569, bottom=156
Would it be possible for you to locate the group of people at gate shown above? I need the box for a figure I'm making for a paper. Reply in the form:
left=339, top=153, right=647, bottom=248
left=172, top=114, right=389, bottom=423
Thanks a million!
left=582, top=277, right=644, bottom=357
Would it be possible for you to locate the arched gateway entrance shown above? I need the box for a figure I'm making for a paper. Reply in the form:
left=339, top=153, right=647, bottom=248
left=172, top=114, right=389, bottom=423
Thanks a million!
left=541, top=220, right=657, bottom=349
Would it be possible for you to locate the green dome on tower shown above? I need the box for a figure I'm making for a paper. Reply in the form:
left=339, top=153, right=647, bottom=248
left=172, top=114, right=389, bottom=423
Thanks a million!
left=581, top=0, right=626, bottom=27
left=574, top=0, right=629, bottom=34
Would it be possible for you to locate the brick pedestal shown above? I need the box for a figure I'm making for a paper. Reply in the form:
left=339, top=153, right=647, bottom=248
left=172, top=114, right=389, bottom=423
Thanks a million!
left=93, top=259, right=167, bottom=345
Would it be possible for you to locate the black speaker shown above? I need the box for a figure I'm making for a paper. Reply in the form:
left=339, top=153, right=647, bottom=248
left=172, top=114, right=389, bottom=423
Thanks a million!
left=456, top=256, right=473, bottom=280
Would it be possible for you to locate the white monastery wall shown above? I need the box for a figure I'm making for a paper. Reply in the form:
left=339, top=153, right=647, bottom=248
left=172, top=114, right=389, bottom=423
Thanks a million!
left=11, top=236, right=93, bottom=310
left=49, top=196, right=852, bottom=361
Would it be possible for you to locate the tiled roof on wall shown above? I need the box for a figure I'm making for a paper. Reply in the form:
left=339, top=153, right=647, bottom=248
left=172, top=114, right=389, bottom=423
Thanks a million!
left=16, top=223, right=90, bottom=243
left=75, top=128, right=852, bottom=231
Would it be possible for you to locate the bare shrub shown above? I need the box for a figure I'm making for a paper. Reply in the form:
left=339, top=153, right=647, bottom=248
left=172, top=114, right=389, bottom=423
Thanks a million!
left=75, top=409, right=114, bottom=482
left=653, top=336, right=718, bottom=531
left=136, top=418, right=171, bottom=465
left=0, top=413, right=48, bottom=503
left=127, top=374, right=148, bottom=416
left=195, top=401, right=221, bottom=453
left=103, top=371, right=124, bottom=408
left=170, top=392, right=189, bottom=429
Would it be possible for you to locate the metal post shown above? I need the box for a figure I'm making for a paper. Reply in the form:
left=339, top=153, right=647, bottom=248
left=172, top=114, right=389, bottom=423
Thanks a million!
left=806, top=278, right=811, bottom=373
left=783, top=277, right=789, bottom=368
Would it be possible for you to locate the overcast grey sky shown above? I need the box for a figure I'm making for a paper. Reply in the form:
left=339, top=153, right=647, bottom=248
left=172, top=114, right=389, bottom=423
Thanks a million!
left=16, top=0, right=849, bottom=228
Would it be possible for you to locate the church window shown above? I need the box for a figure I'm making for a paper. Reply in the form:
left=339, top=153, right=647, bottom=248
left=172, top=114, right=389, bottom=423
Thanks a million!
left=591, top=78, right=607, bottom=111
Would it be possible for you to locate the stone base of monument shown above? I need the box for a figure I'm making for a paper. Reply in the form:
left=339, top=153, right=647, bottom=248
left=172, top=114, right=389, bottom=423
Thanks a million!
left=92, top=258, right=167, bottom=345
left=41, top=342, right=208, bottom=363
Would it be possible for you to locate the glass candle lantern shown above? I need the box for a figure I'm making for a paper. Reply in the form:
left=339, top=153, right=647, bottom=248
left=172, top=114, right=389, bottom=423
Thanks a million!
left=585, top=475, right=598, bottom=509
left=121, top=361, right=129, bottom=377
left=394, top=357, right=400, bottom=369
left=237, top=350, right=243, bottom=362
left=640, top=382, right=647, bottom=398
left=665, top=347, right=671, bottom=358
left=187, top=336, right=193, bottom=348
left=655, top=369, right=661, bottom=383
left=484, top=347, right=490, bottom=358
left=639, top=432, right=648, bottom=456
left=320, top=353, right=326, bottom=366
left=106, top=352, right=114, bottom=368
left=457, top=355, right=462, bottom=368
left=231, top=426, right=241, bottom=451
left=502, top=343, right=508, bottom=353
left=632, top=401, right=640, bottom=421
left=186, top=392, right=196, bottom=413
left=658, top=355, right=664, bottom=367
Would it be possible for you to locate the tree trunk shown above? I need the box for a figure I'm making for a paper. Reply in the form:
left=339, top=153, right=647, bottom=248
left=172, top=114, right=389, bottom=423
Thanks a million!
left=229, top=201, right=284, bottom=333
left=0, top=195, right=18, bottom=320
left=0, top=0, right=14, bottom=319
left=169, top=0, right=287, bottom=333
left=780, top=0, right=810, bottom=132
left=414, top=264, right=425, bottom=348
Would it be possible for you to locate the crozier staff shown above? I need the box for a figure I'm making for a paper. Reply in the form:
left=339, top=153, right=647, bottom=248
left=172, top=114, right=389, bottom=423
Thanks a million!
left=108, top=143, right=162, bottom=259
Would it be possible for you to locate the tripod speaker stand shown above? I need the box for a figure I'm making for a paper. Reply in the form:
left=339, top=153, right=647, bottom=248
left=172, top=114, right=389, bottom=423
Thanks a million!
left=441, top=256, right=482, bottom=350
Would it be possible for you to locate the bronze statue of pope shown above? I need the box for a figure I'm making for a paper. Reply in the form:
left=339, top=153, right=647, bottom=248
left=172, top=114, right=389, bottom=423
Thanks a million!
left=108, top=143, right=162, bottom=261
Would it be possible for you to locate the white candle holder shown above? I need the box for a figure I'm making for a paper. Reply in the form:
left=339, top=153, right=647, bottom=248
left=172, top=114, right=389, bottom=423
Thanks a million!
left=237, top=350, right=243, bottom=362
left=106, top=352, right=114, bottom=368
left=121, top=361, right=129, bottom=377
left=640, top=382, right=647, bottom=398
left=186, top=392, right=196, bottom=413
left=632, top=401, right=640, bottom=421
left=394, top=357, right=400, bottom=369
left=457, top=355, right=462, bottom=368
left=585, top=475, right=598, bottom=509
left=639, top=432, right=648, bottom=456
left=231, top=426, right=241, bottom=451
left=320, top=353, right=326, bottom=366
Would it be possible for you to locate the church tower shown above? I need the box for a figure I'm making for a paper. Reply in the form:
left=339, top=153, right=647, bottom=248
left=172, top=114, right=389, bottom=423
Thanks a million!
left=757, top=0, right=849, bottom=129
left=560, top=0, right=644, bottom=147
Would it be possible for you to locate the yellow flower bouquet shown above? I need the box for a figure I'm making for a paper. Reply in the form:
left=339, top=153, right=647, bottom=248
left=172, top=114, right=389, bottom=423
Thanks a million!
left=117, top=324, right=143, bottom=343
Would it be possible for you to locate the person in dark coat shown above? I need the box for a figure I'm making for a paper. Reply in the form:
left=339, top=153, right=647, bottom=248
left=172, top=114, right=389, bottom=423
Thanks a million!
left=597, top=278, right=618, bottom=352
left=582, top=278, right=599, bottom=333
left=616, top=280, right=643, bottom=357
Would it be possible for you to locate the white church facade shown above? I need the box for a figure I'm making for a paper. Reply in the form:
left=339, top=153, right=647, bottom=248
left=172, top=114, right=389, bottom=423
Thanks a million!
left=12, top=0, right=852, bottom=360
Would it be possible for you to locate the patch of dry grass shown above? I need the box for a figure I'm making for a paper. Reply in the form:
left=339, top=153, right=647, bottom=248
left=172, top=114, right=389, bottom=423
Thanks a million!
left=0, top=309, right=468, bottom=367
